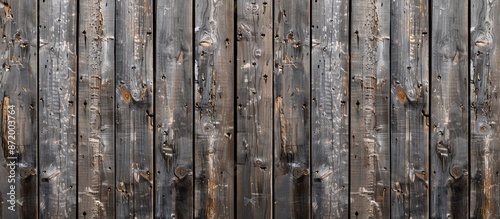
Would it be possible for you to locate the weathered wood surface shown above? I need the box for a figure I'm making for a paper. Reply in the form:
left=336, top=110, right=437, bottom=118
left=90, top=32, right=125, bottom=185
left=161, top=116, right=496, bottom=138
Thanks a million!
left=273, top=0, right=311, bottom=218
left=115, top=0, right=154, bottom=217
left=0, top=0, right=38, bottom=218
left=155, top=0, right=194, bottom=218
left=350, top=0, right=391, bottom=218
left=390, top=0, right=430, bottom=218
left=470, top=0, right=500, bottom=218
left=39, top=0, right=78, bottom=217
left=4, top=1, right=500, bottom=218
left=194, top=0, right=235, bottom=218
left=77, top=0, right=115, bottom=218
left=236, top=0, right=273, bottom=218
left=430, top=0, right=469, bottom=218
left=311, top=0, right=349, bottom=218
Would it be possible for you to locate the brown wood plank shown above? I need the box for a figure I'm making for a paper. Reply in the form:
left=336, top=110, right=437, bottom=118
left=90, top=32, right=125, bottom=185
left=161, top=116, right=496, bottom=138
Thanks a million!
left=390, top=0, right=430, bottom=218
left=38, top=0, right=78, bottom=217
left=0, top=0, right=38, bottom=218
left=470, top=0, right=500, bottom=218
left=430, top=0, right=469, bottom=218
left=310, top=0, right=349, bottom=218
left=115, top=0, right=154, bottom=217
left=273, top=0, right=311, bottom=218
left=155, top=0, right=194, bottom=218
left=235, top=0, right=273, bottom=218
left=194, top=0, right=235, bottom=218
left=77, top=0, right=115, bottom=218
left=350, top=0, right=391, bottom=218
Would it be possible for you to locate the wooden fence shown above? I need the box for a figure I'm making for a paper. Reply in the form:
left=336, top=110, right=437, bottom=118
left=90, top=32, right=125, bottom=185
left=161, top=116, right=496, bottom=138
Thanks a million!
left=0, top=0, right=498, bottom=218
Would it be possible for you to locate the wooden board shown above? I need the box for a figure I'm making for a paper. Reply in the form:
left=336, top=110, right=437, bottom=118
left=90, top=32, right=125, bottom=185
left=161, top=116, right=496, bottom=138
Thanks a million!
left=155, top=0, right=194, bottom=218
left=273, top=0, right=311, bottom=218
left=235, top=0, right=273, bottom=218
left=115, top=0, right=154, bottom=217
left=350, top=0, right=391, bottom=218
left=390, top=0, right=430, bottom=218
left=77, top=0, right=115, bottom=218
left=194, top=0, right=235, bottom=218
left=39, top=0, right=78, bottom=217
left=0, top=0, right=38, bottom=218
left=430, top=0, right=469, bottom=218
left=0, top=2, right=494, bottom=218
left=470, top=0, right=500, bottom=217
left=310, top=0, right=349, bottom=218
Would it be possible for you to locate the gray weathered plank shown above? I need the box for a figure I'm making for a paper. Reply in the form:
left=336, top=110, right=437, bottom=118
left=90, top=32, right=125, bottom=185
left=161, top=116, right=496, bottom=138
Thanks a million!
left=39, top=0, right=78, bottom=217
left=115, top=0, right=154, bottom=217
left=77, top=0, right=115, bottom=218
left=430, top=0, right=469, bottom=218
left=194, top=0, right=235, bottom=218
left=0, top=0, right=37, bottom=218
left=273, top=0, right=311, bottom=218
left=390, top=0, right=430, bottom=218
left=311, top=0, right=349, bottom=218
left=236, top=0, right=273, bottom=218
left=470, top=0, right=500, bottom=218
left=350, top=0, right=391, bottom=218
left=155, top=0, right=194, bottom=218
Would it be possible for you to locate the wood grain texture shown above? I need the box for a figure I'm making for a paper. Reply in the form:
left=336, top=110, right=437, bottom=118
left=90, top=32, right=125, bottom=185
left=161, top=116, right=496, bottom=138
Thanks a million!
left=430, top=0, right=469, bottom=218
left=311, top=0, right=349, bottom=218
left=0, top=0, right=37, bottom=218
left=350, top=0, right=391, bottom=218
left=390, top=0, right=430, bottom=218
left=39, top=0, right=78, bottom=217
left=235, top=0, right=273, bottom=218
left=115, top=0, right=154, bottom=217
left=470, top=0, right=500, bottom=218
left=273, top=0, right=310, bottom=218
left=194, top=0, right=235, bottom=218
left=77, top=0, right=115, bottom=218
left=155, top=0, right=194, bottom=218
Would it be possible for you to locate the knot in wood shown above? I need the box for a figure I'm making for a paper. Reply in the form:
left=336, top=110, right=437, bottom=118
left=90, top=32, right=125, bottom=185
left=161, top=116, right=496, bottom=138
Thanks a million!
left=292, top=167, right=308, bottom=179
left=450, top=166, right=463, bottom=179
left=175, top=166, right=190, bottom=179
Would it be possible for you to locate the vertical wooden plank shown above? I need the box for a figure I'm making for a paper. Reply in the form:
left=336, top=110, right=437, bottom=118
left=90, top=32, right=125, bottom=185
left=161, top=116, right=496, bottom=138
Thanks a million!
left=273, top=0, right=310, bottom=218
left=310, top=0, right=349, bottom=218
left=194, top=0, right=234, bottom=218
left=0, top=0, right=38, bottom=218
left=390, top=0, right=430, bottom=218
left=115, top=0, right=154, bottom=217
left=236, top=0, right=273, bottom=218
left=39, top=0, right=77, bottom=217
left=77, top=0, right=115, bottom=218
left=350, top=0, right=390, bottom=218
left=430, top=0, right=469, bottom=218
left=155, top=0, right=194, bottom=218
left=470, top=0, right=500, bottom=218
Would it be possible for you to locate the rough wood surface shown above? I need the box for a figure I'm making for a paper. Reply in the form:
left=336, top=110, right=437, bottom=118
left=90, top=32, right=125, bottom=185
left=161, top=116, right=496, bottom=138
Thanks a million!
left=273, top=0, right=311, bottom=218
left=430, top=0, right=469, bottom=218
left=350, top=0, right=391, bottom=218
left=39, top=0, right=78, bottom=217
left=115, top=0, right=154, bottom=217
left=77, top=0, right=115, bottom=218
left=0, top=2, right=493, bottom=218
left=155, top=0, right=194, bottom=218
left=311, top=0, right=349, bottom=218
left=470, top=0, right=500, bottom=218
left=0, top=0, right=38, bottom=218
left=194, top=0, right=235, bottom=218
left=235, top=0, right=273, bottom=218
left=390, top=0, right=430, bottom=218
